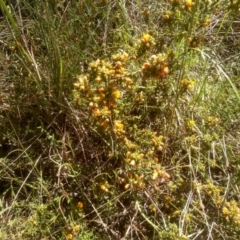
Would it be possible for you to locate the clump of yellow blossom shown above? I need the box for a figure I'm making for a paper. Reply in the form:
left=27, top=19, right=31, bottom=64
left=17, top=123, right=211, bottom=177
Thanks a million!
left=114, top=120, right=125, bottom=135
left=142, top=54, right=169, bottom=79
left=188, top=36, right=201, bottom=48
left=222, top=201, right=240, bottom=226
left=151, top=164, right=170, bottom=181
left=152, top=134, right=164, bottom=151
left=140, top=33, right=156, bottom=49
left=100, top=181, right=111, bottom=192
left=222, top=206, right=230, bottom=215
left=111, top=52, right=129, bottom=62
left=205, top=116, right=219, bottom=126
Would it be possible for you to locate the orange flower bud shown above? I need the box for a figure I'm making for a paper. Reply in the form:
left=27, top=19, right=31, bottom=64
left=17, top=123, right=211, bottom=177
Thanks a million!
left=115, top=61, right=122, bottom=68
left=143, top=62, right=151, bottom=69
left=160, top=66, right=169, bottom=77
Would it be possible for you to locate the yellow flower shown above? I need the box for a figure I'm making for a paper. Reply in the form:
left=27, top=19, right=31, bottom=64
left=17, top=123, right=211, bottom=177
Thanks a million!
left=188, top=120, right=195, bottom=128
left=141, top=34, right=151, bottom=44
left=114, top=120, right=125, bottom=134
left=77, top=201, right=83, bottom=209
left=138, top=181, right=145, bottom=189
left=122, top=52, right=129, bottom=60
left=117, top=67, right=125, bottom=74
left=129, top=160, right=136, bottom=166
left=181, top=79, right=195, bottom=90
left=108, top=69, right=116, bottom=75
left=187, top=80, right=195, bottom=90
left=99, top=92, right=106, bottom=100
left=152, top=170, right=158, bottom=180
left=206, top=116, right=219, bottom=126
left=100, top=184, right=109, bottom=192
left=222, top=207, right=229, bottom=215
left=112, top=90, right=121, bottom=99
left=101, top=106, right=111, bottom=116
left=181, top=79, right=188, bottom=88
left=152, top=135, right=164, bottom=150
left=89, top=102, right=94, bottom=108
left=165, top=195, right=171, bottom=201
left=150, top=204, right=157, bottom=213
left=73, top=82, right=81, bottom=88
left=162, top=14, right=170, bottom=20
left=73, top=225, right=80, bottom=232
left=115, top=61, right=122, bottom=68
left=66, top=234, right=73, bottom=240
left=125, top=77, right=132, bottom=84
left=95, top=76, right=102, bottom=82
left=99, top=118, right=110, bottom=130
left=143, top=62, right=151, bottom=69
left=202, top=18, right=211, bottom=27
left=92, top=108, right=100, bottom=117
left=185, top=0, right=194, bottom=7
left=158, top=66, right=169, bottom=78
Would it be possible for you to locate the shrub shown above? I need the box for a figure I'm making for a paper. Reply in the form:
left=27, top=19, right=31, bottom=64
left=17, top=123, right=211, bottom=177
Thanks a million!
left=0, top=0, right=240, bottom=239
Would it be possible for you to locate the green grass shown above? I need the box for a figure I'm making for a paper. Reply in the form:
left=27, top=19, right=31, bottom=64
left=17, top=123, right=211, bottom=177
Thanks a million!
left=0, top=0, right=240, bottom=239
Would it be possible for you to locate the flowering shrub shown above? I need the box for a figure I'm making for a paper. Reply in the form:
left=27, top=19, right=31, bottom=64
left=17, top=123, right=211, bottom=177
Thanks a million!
left=1, top=0, right=240, bottom=239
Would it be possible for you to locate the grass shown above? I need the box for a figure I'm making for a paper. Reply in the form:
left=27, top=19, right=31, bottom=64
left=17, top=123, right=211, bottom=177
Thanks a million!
left=0, top=0, right=240, bottom=239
